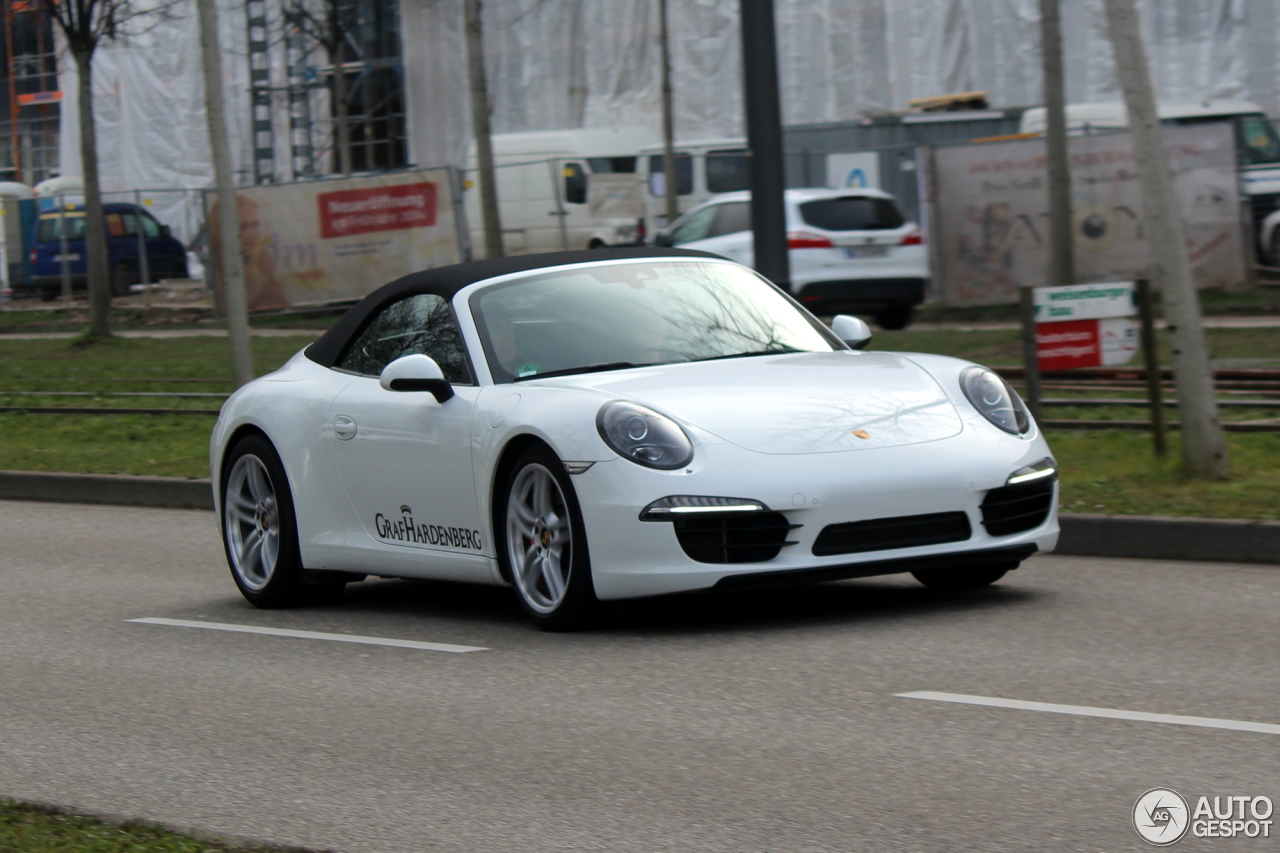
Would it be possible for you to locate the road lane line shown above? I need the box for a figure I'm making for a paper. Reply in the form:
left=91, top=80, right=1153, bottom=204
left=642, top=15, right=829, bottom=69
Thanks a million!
left=896, top=691, right=1280, bottom=736
left=129, top=617, right=487, bottom=653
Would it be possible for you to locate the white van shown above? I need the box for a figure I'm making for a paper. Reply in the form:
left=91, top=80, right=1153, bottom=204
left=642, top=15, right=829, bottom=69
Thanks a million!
left=464, top=127, right=659, bottom=258
left=1020, top=101, right=1280, bottom=258
left=636, top=138, right=749, bottom=233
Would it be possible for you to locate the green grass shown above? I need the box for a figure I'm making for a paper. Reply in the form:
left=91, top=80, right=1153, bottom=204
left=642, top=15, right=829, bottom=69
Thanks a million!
left=0, top=333, right=1277, bottom=519
left=0, top=305, right=342, bottom=334
left=0, top=801, right=286, bottom=853
left=1050, top=430, right=1280, bottom=520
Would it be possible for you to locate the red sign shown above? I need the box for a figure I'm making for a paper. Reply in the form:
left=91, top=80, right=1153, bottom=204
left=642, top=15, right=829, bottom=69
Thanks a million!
left=318, top=182, right=437, bottom=239
left=1036, top=318, right=1100, bottom=372
left=17, top=91, right=62, bottom=105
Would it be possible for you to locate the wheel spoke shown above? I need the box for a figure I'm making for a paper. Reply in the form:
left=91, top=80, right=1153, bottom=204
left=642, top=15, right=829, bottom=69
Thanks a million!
left=229, top=504, right=256, bottom=526
left=248, top=461, right=271, bottom=502
left=228, top=490, right=256, bottom=514
left=541, top=551, right=566, bottom=600
left=512, top=498, right=538, bottom=528
left=240, top=527, right=263, bottom=568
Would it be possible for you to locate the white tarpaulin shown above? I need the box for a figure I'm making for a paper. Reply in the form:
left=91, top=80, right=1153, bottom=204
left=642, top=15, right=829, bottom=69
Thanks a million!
left=59, top=0, right=1280, bottom=201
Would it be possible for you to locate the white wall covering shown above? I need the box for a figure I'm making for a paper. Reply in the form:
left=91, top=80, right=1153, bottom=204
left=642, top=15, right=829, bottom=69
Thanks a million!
left=60, top=0, right=1280, bottom=197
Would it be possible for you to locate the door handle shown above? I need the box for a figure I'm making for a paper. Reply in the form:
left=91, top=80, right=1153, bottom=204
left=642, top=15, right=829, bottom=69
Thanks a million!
left=333, top=415, right=357, bottom=440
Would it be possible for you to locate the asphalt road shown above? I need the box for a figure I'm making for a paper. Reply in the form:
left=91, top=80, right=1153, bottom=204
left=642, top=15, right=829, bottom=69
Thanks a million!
left=1, top=500, right=1277, bottom=852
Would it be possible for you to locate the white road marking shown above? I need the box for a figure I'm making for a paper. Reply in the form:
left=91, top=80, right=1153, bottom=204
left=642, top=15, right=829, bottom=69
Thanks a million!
left=897, top=691, right=1280, bottom=736
left=129, top=617, right=487, bottom=654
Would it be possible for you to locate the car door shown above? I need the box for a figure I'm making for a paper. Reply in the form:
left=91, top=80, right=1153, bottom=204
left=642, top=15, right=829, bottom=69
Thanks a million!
left=326, top=293, right=490, bottom=579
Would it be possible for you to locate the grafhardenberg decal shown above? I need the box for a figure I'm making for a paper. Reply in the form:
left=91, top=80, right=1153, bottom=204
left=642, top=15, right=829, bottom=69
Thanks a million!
left=375, top=505, right=483, bottom=550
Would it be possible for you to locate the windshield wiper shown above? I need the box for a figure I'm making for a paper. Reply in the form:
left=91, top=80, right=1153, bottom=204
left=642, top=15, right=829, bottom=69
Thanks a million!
left=514, top=361, right=648, bottom=381
left=690, top=346, right=803, bottom=363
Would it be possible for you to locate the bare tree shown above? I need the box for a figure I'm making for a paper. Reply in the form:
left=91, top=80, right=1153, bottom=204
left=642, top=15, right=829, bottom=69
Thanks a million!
left=283, top=0, right=357, bottom=176
left=34, top=0, right=174, bottom=339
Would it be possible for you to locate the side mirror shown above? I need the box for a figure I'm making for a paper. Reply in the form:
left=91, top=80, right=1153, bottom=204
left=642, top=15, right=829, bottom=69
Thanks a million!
left=379, top=354, right=455, bottom=403
left=652, top=231, right=674, bottom=247
left=830, top=314, right=872, bottom=350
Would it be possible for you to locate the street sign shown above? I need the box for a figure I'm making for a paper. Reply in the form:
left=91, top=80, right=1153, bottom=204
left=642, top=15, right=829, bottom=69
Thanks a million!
left=1036, top=316, right=1140, bottom=372
left=1034, top=281, right=1139, bottom=370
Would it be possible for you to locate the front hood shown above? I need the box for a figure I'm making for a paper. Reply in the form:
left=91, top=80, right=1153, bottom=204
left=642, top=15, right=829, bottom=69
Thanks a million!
left=540, top=351, right=963, bottom=455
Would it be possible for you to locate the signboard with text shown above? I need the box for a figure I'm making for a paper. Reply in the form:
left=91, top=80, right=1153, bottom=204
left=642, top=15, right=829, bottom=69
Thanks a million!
left=209, top=169, right=463, bottom=312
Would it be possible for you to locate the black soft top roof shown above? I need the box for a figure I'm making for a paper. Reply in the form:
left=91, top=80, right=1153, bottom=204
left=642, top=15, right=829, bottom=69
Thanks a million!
left=304, top=247, right=724, bottom=367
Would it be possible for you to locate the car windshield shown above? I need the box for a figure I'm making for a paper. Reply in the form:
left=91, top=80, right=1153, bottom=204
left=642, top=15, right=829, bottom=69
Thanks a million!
left=470, top=260, right=838, bottom=383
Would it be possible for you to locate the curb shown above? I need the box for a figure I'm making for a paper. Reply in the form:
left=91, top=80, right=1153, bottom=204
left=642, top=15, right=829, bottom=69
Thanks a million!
left=0, top=470, right=213, bottom=510
left=1056, top=513, right=1280, bottom=565
left=1, top=470, right=1276, bottom=566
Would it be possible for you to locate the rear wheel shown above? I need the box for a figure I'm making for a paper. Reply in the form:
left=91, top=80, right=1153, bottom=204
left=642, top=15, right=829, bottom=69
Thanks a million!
left=498, top=446, right=596, bottom=630
left=221, top=434, right=345, bottom=607
left=912, top=563, right=1016, bottom=591
left=37, top=286, right=57, bottom=302
left=874, top=304, right=914, bottom=331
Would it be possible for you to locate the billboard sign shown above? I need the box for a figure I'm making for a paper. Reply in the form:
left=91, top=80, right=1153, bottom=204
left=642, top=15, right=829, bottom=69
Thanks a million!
left=930, top=123, right=1244, bottom=306
left=210, top=169, right=464, bottom=312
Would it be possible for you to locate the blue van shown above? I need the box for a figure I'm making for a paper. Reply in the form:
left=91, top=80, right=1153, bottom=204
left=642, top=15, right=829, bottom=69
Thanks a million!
left=30, top=202, right=188, bottom=301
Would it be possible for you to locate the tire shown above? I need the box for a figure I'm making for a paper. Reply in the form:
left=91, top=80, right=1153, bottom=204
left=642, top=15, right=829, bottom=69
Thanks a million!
left=170, top=254, right=190, bottom=280
left=911, top=562, right=1017, bottom=592
left=497, top=445, right=597, bottom=630
left=110, top=262, right=133, bottom=297
left=38, top=286, right=57, bottom=302
left=220, top=433, right=345, bottom=608
left=874, top=305, right=914, bottom=331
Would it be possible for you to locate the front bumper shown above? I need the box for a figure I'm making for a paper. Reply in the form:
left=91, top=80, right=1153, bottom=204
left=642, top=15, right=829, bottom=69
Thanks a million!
left=573, top=426, right=1058, bottom=600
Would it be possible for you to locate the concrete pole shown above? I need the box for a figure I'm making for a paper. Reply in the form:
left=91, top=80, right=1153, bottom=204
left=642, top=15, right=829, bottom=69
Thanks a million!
left=738, top=0, right=790, bottom=291
left=465, top=0, right=504, bottom=258
left=1102, top=0, right=1228, bottom=479
left=197, top=0, right=254, bottom=388
left=658, top=0, right=678, bottom=227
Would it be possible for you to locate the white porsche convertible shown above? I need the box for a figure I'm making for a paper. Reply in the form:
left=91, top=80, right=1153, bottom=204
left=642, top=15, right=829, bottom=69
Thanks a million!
left=211, top=248, right=1058, bottom=629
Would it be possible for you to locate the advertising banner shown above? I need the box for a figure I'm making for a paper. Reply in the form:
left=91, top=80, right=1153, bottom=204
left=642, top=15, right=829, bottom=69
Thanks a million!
left=210, top=169, right=463, bottom=311
left=930, top=123, right=1244, bottom=306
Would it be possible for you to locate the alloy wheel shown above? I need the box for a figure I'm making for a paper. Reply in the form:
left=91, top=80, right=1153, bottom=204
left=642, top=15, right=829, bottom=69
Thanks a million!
left=506, top=463, right=573, bottom=614
left=223, top=454, right=281, bottom=591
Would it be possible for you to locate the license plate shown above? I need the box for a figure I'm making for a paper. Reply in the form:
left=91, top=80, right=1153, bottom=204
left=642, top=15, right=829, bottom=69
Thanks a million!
left=843, top=245, right=888, bottom=259
left=53, top=253, right=81, bottom=262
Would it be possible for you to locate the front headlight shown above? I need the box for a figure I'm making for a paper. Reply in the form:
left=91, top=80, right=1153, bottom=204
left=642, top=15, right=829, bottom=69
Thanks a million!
left=961, top=366, right=1030, bottom=435
left=596, top=401, right=694, bottom=470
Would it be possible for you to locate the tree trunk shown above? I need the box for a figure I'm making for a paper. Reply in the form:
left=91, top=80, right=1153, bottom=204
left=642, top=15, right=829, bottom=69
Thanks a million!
left=1102, top=0, right=1229, bottom=479
left=658, top=0, right=678, bottom=226
left=75, top=49, right=111, bottom=339
left=197, top=0, right=254, bottom=387
left=332, top=42, right=353, bottom=176
left=464, top=0, right=503, bottom=258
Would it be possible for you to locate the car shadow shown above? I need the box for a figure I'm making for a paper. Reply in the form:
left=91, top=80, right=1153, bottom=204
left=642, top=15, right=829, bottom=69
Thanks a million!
left=321, top=573, right=1043, bottom=638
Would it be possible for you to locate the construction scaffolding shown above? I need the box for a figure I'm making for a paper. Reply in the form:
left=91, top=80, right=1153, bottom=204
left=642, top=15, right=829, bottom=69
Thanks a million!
left=2, top=0, right=59, bottom=185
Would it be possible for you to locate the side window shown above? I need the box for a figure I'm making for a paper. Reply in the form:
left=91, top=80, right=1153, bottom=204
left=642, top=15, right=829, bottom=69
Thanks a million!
left=106, top=213, right=128, bottom=237
left=668, top=205, right=719, bottom=245
left=708, top=202, right=751, bottom=238
left=140, top=214, right=161, bottom=238
left=648, top=153, right=694, bottom=196
left=706, top=149, right=750, bottom=193
left=337, top=293, right=472, bottom=383
left=564, top=162, right=588, bottom=204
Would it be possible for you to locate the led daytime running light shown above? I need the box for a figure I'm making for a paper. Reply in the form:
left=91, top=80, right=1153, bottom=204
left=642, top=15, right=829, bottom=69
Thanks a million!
left=1006, top=458, right=1057, bottom=486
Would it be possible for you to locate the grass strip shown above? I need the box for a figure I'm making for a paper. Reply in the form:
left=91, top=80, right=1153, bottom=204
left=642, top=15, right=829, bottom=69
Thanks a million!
left=0, top=800, right=311, bottom=853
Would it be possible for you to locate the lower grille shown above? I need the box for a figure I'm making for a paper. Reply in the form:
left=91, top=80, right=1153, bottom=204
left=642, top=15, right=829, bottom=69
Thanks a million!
left=811, top=511, right=972, bottom=557
left=981, top=479, right=1055, bottom=536
left=674, top=512, right=798, bottom=564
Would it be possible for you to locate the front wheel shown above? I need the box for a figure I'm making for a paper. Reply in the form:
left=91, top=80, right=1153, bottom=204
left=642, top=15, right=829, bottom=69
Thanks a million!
left=911, top=563, right=1015, bottom=591
left=221, top=434, right=345, bottom=607
left=498, top=446, right=596, bottom=630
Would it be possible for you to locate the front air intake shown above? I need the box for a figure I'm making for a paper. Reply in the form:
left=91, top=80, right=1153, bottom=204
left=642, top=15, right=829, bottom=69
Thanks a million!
left=673, top=512, right=798, bottom=564
left=981, top=478, right=1055, bottom=536
left=811, top=511, right=972, bottom=557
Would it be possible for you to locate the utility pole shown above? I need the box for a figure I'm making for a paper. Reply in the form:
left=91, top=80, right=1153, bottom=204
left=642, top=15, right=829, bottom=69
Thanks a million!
left=1102, top=0, right=1229, bottom=479
left=738, top=0, right=790, bottom=291
left=658, top=0, right=678, bottom=227
left=1040, top=0, right=1073, bottom=289
left=197, top=0, right=254, bottom=387
left=464, top=0, right=503, bottom=259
